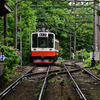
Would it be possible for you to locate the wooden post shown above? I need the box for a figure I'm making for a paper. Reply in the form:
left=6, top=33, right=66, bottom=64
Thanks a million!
left=60, top=80, right=64, bottom=96
left=4, top=14, right=7, bottom=46
left=70, top=32, right=71, bottom=60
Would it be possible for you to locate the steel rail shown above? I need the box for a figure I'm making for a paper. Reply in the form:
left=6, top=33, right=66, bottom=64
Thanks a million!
left=74, top=64, right=100, bottom=82
left=24, top=67, right=81, bottom=78
left=27, top=69, right=81, bottom=81
left=0, top=66, right=35, bottom=99
left=63, top=64, right=87, bottom=100
left=38, top=65, right=51, bottom=100
left=82, top=68, right=100, bottom=82
left=24, top=68, right=65, bottom=77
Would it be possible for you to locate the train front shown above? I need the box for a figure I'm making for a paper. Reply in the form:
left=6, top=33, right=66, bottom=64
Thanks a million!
left=31, top=29, right=56, bottom=63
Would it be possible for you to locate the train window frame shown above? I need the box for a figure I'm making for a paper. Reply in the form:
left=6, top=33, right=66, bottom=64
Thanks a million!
left=48, top=34, right=54, bottom=48
left=55, top=40, right=59, bottom=50
left=32, top=34, right=37, bottom=48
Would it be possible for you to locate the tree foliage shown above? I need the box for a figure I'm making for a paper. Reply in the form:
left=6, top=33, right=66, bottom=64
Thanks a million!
left=0, top=0, right=94, bottom=65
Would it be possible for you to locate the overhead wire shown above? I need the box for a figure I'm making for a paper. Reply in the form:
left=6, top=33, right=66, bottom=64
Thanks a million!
left=31, top=0, right=99, bottom=33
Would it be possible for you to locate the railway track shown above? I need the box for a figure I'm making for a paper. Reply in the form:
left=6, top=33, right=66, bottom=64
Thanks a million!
left=38, top=65, right=51, bottom=100
left=39, top=61, right=100, bottom=100
left=63, top=63, right=87, bottom=100
left=0, top=61, right=100, bottom=100
left=0, top=66, right=35, bottom=99
left=63, top=61, right=100, bottom=100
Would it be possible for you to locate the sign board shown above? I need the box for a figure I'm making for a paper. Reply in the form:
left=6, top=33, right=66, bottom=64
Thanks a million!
left=90, top=53, right=95, bottom=60
left=94, top=51, right=99, bottom=61
left=90, top=53, right=93, bottom=60
left=0, top=55, right=6, bottom=61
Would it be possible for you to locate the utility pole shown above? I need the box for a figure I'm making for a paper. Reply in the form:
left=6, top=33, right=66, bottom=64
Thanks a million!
left=14, top=0, right=17, bottom=49
left=98, top=2, right=100, bottom=52
left=74, top=14, right=76, bottom=60
left=70, top=32, right=71, bottom=60
left=4, top=14, right=7, bottom=46
left=74, top=0, right=77, bottom=60
left=93, top=0, right=99, bottom=51
left=20, top=6, right=22, bottom=66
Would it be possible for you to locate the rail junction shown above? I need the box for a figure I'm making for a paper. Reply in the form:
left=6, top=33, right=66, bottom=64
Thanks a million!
left=0, top=61, right=100, bottom=100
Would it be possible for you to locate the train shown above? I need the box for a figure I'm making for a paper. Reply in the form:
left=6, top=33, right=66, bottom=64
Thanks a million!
left=30, top=28, right=59, bottom=63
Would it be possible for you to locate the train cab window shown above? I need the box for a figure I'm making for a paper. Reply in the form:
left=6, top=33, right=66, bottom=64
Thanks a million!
left=48, top=34, right=53, bottom=48
left=38, top=37, right=47, bottom=48
left=32, top=34, right=37, bottom=48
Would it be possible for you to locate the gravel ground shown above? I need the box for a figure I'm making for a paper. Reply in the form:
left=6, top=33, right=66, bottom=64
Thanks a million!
left=44, top=75, right=80, bottom=100
left=1, top=80, right=42, bottom=100
left=1, top=61, right=100, bottom=100
left=73, top=62, right=100, bottom=100
left=72, top=71, right=100, bottom=100
left=0, top=66, right=33, bottom=92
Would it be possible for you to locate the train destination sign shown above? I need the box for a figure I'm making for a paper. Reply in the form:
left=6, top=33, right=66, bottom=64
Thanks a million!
left=39, top=33, right=47, bottom=37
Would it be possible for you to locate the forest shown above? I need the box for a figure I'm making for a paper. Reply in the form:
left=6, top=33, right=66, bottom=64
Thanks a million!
left=0, top=0, right=94, bottom=66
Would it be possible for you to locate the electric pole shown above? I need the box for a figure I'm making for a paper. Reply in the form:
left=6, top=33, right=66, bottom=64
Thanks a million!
left=74, top=14, right=76, bottom=60
left=14, top=0, right=17, bottom=48
left=93, top=0, right=99, bottom=51
left=74, top=1, right=76, bottom=60
left=20, top=6, right=22, bottom=66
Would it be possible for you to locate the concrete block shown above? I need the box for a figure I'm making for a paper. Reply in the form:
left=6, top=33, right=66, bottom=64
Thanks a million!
left=0, top=62, right=5, bottom=77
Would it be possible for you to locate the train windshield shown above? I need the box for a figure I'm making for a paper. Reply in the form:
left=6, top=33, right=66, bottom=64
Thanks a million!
left=38, top=37, right=47, bottom=48
left=32, top=34, right=54, bottom=48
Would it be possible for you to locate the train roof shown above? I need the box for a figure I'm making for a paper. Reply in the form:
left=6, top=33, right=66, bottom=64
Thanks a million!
left=32, top=32, right=54, bottom=34
left=32, top=28, right=55, bottom=34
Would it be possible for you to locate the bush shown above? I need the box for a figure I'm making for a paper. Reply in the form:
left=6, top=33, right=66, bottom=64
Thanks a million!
left=0, top=45, right=20, bottom=81
left=83, top=57, right=91, bottom=67
left=76, top=49, right=90, bottom=60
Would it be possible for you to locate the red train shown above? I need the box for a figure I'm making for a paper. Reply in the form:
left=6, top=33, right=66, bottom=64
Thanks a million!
left=31, top=28, right=59, bottom=63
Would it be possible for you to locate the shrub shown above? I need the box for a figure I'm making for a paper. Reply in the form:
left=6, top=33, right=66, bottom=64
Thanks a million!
left=0, top=45, right=20, bottom=81
left=0, top=46, right=20, bottom=70
left=83, top=57, right=91, bottom=67
left=76, top=49, right=90, bottom=60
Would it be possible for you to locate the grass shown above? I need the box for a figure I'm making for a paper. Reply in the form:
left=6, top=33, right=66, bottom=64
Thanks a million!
left=48, top=80, right=54, bottom=83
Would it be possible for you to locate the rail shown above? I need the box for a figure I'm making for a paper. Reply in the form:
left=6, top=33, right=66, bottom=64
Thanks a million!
left=38, top=65, right=51, bottom=100
left=63, top=64, right=87, bottom=100
left=0, top=66, right=35, bottom=99
left=82, top=68, right=100, bottom=82
left=74, top=64, right=100, bottom=82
